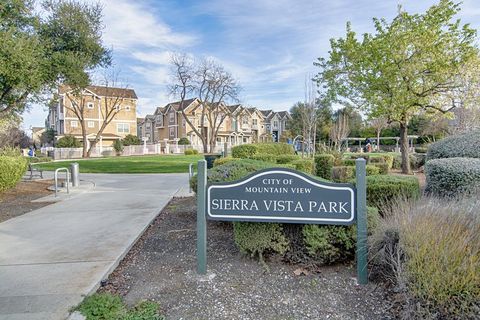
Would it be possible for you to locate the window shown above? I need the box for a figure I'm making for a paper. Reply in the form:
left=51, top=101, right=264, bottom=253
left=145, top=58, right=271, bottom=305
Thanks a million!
left=117, top=123, right=129, bottom=133
left=216, top=137, right=221, bottom=142
left=87, top=102, right=94, bottom=109
left=146, top=122, right=151, bottom=129
left=252, top=119, right=258, bottom=125
left=242, top=116, right=249, bottom=125
left=243, top=137, right=247, bottom=143
left=87, top=121, right=95, bottom=128
left=71, top=120, right=78, bottom=128
left=273, top=120, right=278, bottom=128
left=169, top=127, right=175, bottom=138
left=125, top=105, right=131, bottom=111
left=169, top=112, right=175, bottom=123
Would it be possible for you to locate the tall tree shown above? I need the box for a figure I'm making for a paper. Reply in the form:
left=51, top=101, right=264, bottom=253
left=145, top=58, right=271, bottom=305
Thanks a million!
left=315, top=0, right=478, bottom=173
left=330, top=110, right=350, bottom=151
left=0, top=0, right=110, bottom=118
left=170, top=54, right=241, bottom=153
left=370, top=117, right=388, bottom=151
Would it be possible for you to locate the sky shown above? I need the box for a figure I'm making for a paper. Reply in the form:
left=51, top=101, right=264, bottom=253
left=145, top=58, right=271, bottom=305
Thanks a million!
left=22, top=0, right=480, bottom=131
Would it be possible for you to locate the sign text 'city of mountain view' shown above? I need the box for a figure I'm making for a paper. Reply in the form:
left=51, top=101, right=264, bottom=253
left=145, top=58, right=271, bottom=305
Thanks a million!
left=206, top=168, right=356, bottom=225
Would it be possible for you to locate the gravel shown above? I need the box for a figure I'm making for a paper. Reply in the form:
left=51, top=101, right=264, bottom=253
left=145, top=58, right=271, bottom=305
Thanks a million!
left=100, top=197, right=393, bottom=320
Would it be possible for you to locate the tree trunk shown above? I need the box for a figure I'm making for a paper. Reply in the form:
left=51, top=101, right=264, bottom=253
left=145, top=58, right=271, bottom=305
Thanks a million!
left=399, top=122, right=411, bottom=174
left=81, top=123, right=88, bottom=158
left=377, top=130, right=381, bottom=152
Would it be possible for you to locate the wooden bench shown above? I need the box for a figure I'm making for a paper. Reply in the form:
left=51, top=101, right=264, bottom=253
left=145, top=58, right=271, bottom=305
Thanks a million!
left=28, top=163, right=43, bottom=179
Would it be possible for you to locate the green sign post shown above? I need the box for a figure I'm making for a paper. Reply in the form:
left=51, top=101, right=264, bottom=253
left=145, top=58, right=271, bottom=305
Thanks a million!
left=196, top=158, right=368, bottom=284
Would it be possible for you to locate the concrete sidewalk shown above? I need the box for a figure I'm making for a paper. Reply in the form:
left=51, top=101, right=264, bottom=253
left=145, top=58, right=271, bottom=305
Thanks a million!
left=0, top=173, right=191, bottom=320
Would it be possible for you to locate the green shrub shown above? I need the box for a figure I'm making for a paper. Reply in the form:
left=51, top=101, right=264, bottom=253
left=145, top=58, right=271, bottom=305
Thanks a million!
left=231, top=144, right=258, bottom=158
left=276, top=154, right=299, bottom=164
left=332, top=166, right=355, bottom=182
left=177, top=137, right=190, bottom=145
left=370, top=196, right=480, bottom=318
left=314, top=154, right=335, bottom=180
left=76, top=293, right=164, bottom=320
left=0, top=155, right=28, bottom=192
left=192, top=149, right=199, bottom=155
left=233, top=222, right=289, bottom=261
left=410, top=153, right=426, bottom=169
left=366, top=164, right=380, bottom=176
left=184, top=149, right=194, bottom=155
left=121, top=134, right=141, bottom=146
left=425, top=158, right=480, bottom=197
left=426, top=130, right=480, bottom=161
left=381, top=154, right=394, bottom=169
left=372, top=162, right=389, bottom=175
left=213, top=156, right=237, bottom=167
left=0, top=146, right=21, bottom=157
left=342, top=159, right=357, bottom=166
left=350, top=154, right=370, bottom=163
left=303, top=206, right=379, bottom=264
left=56, top=135, right=81, bottom=148
left=28, top=156, right=53, bottom=163
left=355, top=175, right=420, bottom=213
left=250, top=153, right=277, bottom=163
left=291, top=159, right=314, bottom=174
left=415, top=146, right=428, bottom=154
left=113, top=140, right=123, bottom=154
left=255, top=143, right=294, bottom=155
left=369, top=157, right=385, bottom=164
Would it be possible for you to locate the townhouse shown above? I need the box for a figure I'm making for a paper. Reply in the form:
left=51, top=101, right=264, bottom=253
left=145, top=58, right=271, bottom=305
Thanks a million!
left=47, top=85, right=138, bottom=148
left=137, top=98, right=291, bottom=146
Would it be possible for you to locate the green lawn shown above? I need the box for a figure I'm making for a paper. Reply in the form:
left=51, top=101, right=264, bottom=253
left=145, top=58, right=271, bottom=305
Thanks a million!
left=33, top=155, right=203, bottom=173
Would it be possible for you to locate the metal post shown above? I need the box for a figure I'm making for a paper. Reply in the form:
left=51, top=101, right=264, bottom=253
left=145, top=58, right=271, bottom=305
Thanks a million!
left=189, top=163, right=194, bottom=193
left=196, top=160, right=207, bottom=274
left=355, top=158, right=368, bottom=285
left=223, top=142, right=228, bottom=157
left=54, top=168, right=70, bottom=197
left=70, top=163, right=79, bottom=187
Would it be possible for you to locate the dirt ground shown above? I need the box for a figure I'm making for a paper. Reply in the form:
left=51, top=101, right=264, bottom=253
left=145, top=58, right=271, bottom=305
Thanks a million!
left=0, top=180, right=54, bottom=223
left=100, top=197, right=393, bottom=320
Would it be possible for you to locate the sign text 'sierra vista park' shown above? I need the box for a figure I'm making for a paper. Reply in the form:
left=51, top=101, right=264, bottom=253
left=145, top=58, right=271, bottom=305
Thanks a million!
left=206, top=168, right=356, bottom=225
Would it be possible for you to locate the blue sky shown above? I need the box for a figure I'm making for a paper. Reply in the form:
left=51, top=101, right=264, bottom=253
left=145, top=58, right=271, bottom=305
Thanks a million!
left=22, top=0, right=480, bottom=130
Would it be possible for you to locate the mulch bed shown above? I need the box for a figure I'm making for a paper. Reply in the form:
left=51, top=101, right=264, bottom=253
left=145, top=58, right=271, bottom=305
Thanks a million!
left=0, top=180, right=55, bottom=223
left=99, top=197, right=393, bottom=319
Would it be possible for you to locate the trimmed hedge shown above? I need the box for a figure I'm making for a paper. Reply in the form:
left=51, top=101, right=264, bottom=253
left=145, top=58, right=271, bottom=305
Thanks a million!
left=342, top=159, right=356, bottom=166
left=0, top=155, right=28, bottom=192
left=291, top=159, right=314, bottom=174
left=184, top=149, right=199, bottom=155
left=303, top=206, right=379, bottom=264
left=415, top=146, right=428, bottom=154
left=213, top=156, right=237, bottom=167
left=231, top=143, right=294, bottom=159
left=231, top=144, right=258, bottom=158
left=372, top=163, right=389, bottom=175
left=332, top=166, right=355, bottom=182
left=366, top=165, right=380, bottom=176
left=250, top=153, right=277, bottom=163
left=426, top=130, right=480, bottom=161
left=276, top=155, right=299, bottom=164
left=425, top=158, right=480, bottom=197
left=315, top=154, right=335, bottom=180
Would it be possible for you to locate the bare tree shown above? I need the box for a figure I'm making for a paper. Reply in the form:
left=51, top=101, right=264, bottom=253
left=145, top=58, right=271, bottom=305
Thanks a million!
left=329, top=111, right=350, bottom=151
left=64, top=69, right=129, bottom=157
left=370, top=117, right=388, bottom=151
left=299, top=76, right=319, bottom=157
left=170, top=53, right=241, bottom=153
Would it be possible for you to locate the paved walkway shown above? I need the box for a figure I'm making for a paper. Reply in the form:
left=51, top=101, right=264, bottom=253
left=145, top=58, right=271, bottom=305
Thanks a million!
left=0, top=173, right=190, bottom=320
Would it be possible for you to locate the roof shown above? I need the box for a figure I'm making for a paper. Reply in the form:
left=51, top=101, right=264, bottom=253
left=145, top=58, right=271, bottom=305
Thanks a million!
left=59, top=85, right=138, bottom=99
left=167, top=98, right=198, bottom=111
left=260, top=110, right=273, bottom=117
left=136, top=117, right=144, bottom=124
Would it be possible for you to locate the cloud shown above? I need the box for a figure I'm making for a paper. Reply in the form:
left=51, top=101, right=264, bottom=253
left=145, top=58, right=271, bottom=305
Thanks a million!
left=130, top=66, right=170, bottom=86
left=101, top=0, right=196, bottom=51
left=131, top=51, right=173, bottom=65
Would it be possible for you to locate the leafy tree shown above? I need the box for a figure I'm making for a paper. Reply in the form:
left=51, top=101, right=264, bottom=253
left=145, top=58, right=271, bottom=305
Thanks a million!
left=315, top=1, right=478, bottom=173
left=177, top=137, right=190, bottom=145
left=56, top=135, right=81, bottom=148
left=112, top=139, right=123, bottom=154
left=122, top=134, right=141, bottom=146
left=0, top=0, right=110, bottom=118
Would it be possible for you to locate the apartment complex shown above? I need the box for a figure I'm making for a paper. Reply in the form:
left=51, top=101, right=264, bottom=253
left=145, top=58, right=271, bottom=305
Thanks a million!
left=46, top=85, right=138, bottom=147
left=137, top=98, right=291, bottom=145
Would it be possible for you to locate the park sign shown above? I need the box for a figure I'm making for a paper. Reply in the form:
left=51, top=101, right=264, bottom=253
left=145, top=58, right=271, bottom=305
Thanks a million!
left=206, top=169, right=355, bottom=225
left=196, top=158, right=368, bottom=285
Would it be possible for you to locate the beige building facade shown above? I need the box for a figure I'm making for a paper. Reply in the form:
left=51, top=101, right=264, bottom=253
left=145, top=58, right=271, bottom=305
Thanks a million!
left=47, top=86, right=138, bottom=147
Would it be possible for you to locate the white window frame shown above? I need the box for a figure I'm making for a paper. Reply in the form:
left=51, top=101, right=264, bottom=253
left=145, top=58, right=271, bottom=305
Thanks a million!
left=169, top=127, right=175, bottom=138
left=252, top=119, right=258, bottom=125
left=169, top=112, right=175, bottom=123
left=87, top=121, right=95, bottom=128
left=87, top=102, right=94, bottom=109
left=117, top=123, right=129, bottom=133
left=70, top=120, right=78, bottom=128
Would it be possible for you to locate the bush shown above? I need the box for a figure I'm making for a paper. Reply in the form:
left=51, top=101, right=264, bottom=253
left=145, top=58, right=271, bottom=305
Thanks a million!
left=231, top=144, right=258, bottom=158
left=28, top=156, right=53, bottom=163
left=213, top=157, right=237, bottom=167
left=178, top=137, right=190, bottom=145
left=276, top=154, right=299, bottom=164
left=381, top=154, right=394, bottom=169
left=0, top=155, right=28, bottom=192
left=372, top=162, right=389, bottom=175
left=369, top=157, right=385, bottom=164
left=250, top=153, right=277, bottom=163
left=410, top=153, right=426, bottom=169
left=113, top=140, right=123, bottom=154
left=76, top=293, right=164, bottom=320
left=0, top=146, right=21, bottom=157
left=291, top=159, right=314, bottom=174
left=314, top=154, right=335, bottom=180
left=233, top=222, right=289, bottom=261
left=350, top=154, right=370, bottom=163
left=366, top=164, right=380, bottom=176
left=415, top=146, right=428, bottom=154
left=332, top=166, right=355, bottom=182
left=425, top=158, right=480, bottom=197
left=56, top=135, right=81, bottom=148
left=184, top=149, right=198, bottom=155
left=121, top=134, right=141, bottom=146
left=370, top=196, right=480, bottom=318
left=426, top=130, right=480, bottom=161
left=356, top=175, right=420, bottom=213
left=303, top=206, right=379, bottom=264
left=342, top=159, right=357, bottom=166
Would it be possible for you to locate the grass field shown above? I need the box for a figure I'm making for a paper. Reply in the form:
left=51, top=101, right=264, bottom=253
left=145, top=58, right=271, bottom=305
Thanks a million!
left=33, top=155, right=203, bottom=174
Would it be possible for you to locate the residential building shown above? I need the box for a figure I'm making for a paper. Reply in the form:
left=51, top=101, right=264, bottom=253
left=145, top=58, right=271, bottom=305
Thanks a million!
left=47, top=85, right=138, bottom=147
left=137, top=98, right=291, bottom=147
